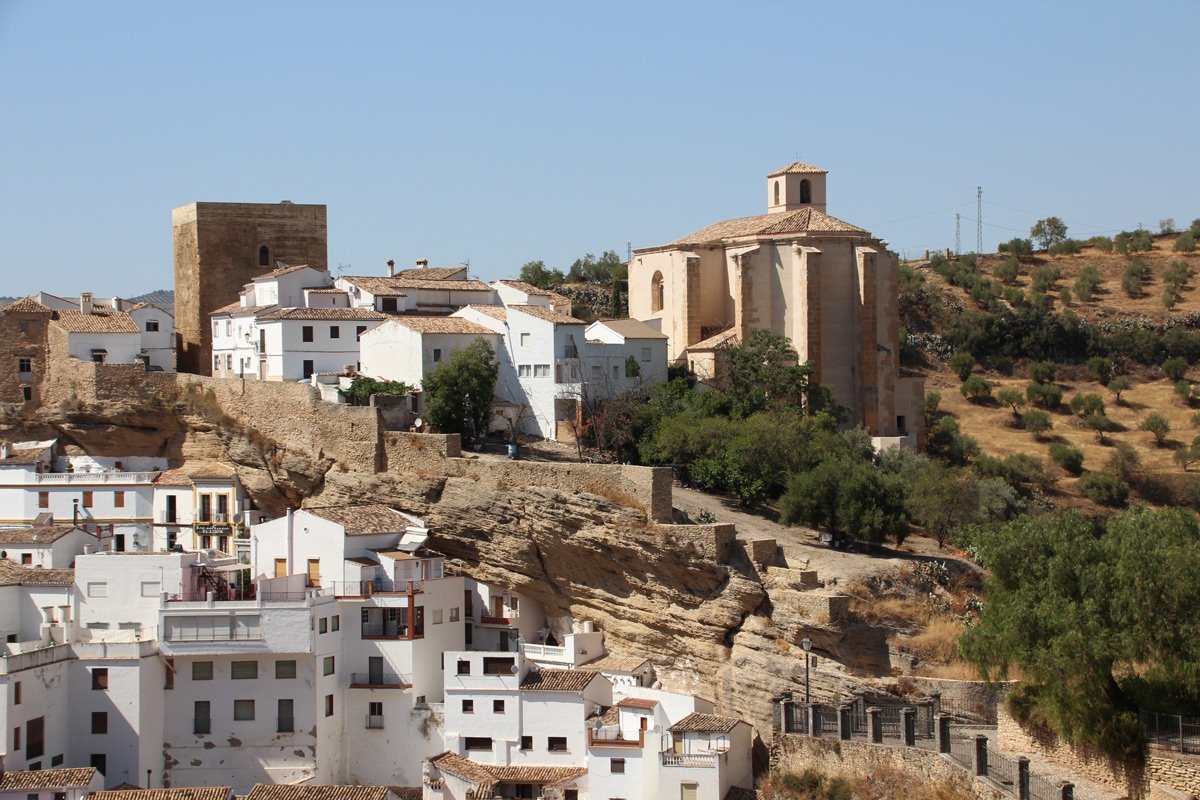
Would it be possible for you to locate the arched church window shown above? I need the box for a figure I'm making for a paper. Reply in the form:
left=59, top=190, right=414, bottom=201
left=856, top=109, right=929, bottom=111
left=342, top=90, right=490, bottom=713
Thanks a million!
left=800, top=179, right=812, bottom=204
left=773, top=181, right=780, bottom=206
left=651, top=271, right=664, bottom=313
left=259, top=245, right=270, bottom=267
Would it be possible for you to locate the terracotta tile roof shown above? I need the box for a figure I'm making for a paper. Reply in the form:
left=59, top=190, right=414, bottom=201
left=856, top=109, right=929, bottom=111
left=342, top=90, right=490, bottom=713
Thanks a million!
left=497, top=280, right=551, bottom=297
left=211, top=301, right=276, bottom=316
left=509, top=305, right=584, bottom=325
left=458, top=305, right=507, bottom=321
left=393, top=278, right=493, bottom=292
left=0, top=524, right=80, bottom=544
left=520, top=668, right=601, bottom=692
left=0, top=560, right=76, bottom=586
left=0, top=448, right=47, bottom=466
left=688, top=328, right=739, bottom=351
left=0, top=768, right=97, bottom=789
left=615, top=696, right=659, bottom=709
left=339, top=276, right=409, bottom=297
left=255, top=264, right=326, bottom=279
left=244, top=786, right=388, bottom=800
left=386, top=317, right=496, bottom=336
left=593, top=319, right=668, bottom=340
left=1, top=296, right=53, bottom=314
left=767, top=161, right=828, bottom=176
left=52, top=309, right=140, bottom=333
left=397, top=267, right=468, bottom=280
left=671, top=208, right=866, bottom=245
left=156, top=463, right=238, bottom=486
left=547, top=291, right=571, bottom=306
left=590, top=705, right=620, bottom=725
left=91, top=789, right=232, bottom=800
left=670, top=711, right=743, bottom=732
left=257, top=308, right=386, bottom=321
left=303, top=504, right=413, bottom=535
left=427, top=753, right=585, bottom=794
left=345, top=555, right=379, bottom=566
left=306, top=288, right=348, bottom=294
left=588, top=654, right=650, bottom=672
left=386, top=789, right=422, bottom=800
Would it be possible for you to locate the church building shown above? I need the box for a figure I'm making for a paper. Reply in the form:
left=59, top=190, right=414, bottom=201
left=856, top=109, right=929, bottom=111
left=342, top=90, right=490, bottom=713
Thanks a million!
left=628, top=162, right=924, bottom=448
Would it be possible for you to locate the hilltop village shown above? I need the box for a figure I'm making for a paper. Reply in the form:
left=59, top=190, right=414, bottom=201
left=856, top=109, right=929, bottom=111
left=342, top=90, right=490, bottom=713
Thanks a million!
left=2, top=165, right=1200, bottom=800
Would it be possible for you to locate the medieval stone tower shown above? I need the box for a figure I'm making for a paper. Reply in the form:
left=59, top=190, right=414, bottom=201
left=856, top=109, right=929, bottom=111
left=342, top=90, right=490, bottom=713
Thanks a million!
left=173, top=201, right=328, bottom=374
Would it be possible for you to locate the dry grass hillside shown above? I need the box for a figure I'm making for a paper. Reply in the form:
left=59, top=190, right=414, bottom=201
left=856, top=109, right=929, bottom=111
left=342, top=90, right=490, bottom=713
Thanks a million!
left=912, top=231, right=1200, bottom=509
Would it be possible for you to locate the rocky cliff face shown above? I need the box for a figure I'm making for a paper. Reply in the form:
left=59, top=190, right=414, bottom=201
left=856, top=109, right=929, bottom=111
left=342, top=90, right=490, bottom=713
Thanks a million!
left=2, top=382, right=900, bottom=746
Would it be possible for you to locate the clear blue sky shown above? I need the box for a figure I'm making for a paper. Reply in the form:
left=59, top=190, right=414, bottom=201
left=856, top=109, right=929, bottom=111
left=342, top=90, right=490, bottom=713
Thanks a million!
left=1, top=0, right=1197, bottom=299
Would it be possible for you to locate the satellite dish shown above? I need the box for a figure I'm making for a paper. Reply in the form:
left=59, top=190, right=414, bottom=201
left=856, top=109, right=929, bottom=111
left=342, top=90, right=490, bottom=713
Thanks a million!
left=414, top=418, right=423, bottom=429
left=510, top=664, right=521, bottom=675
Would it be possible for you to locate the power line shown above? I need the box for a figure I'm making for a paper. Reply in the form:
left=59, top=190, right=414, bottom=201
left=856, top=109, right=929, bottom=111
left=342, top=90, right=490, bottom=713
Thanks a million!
left=867, top=202, right=974, bottom=229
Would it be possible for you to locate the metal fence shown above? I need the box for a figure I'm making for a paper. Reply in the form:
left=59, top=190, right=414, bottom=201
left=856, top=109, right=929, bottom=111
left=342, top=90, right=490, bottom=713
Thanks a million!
left=988, top=750, right=1019, bottom=792
left=1140, top=709, right=1200, bottom=755
left=939, top=695, right=999, bottom=724
left=1028, top=771, right=1061, bottom=800
left=947, top=729, right=975, bottom=768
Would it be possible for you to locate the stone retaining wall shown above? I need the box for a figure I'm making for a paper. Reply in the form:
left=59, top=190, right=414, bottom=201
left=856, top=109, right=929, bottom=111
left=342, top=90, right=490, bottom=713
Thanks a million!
left=794, top=593, right=851, bottom=622
left=773, top=733, right=1007, bottom=800
left=766, top=566, right=822, bottom=589
left=655, top=523, right=736, bottom=562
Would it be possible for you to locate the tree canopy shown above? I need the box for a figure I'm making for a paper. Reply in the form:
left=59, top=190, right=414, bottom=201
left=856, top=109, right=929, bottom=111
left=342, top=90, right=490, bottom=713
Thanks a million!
left=566, top=251, right=626, bottom=285
left=960, top=508, right=1200, bottom=758
left=712, top=329, right=838, bottom=419
left=518, top=260, right=566, bottom=290
left=1030, top=217, right=1069, bottom=250
left=422, top=338, right=499, bottom=445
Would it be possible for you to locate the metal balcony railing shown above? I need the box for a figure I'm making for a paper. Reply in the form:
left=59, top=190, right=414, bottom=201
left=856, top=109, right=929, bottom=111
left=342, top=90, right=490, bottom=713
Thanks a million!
left=366, top=714, right=385, bottom=729
left=351, top=672, right=411, bottom=688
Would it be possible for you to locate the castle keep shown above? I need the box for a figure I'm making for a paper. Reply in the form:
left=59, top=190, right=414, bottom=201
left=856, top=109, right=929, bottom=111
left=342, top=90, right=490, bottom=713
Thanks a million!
left=173, top=201, right=328, bottom=374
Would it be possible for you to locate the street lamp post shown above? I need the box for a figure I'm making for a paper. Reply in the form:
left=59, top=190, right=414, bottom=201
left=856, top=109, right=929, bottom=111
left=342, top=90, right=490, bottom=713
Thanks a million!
left=801, top=637, right=813, bottom=706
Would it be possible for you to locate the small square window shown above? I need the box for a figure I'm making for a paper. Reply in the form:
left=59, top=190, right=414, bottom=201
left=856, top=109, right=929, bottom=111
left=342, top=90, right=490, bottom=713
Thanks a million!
left=92, top=668, right=108, bottom=690
left=302, top=326, right=314, bottom=342
left=433, top=348, right=442, bottom=363
left=192, top=661, right=214, bottom=680
left=449, top=607, right=460, bottom=622
left=87, top=582, right=107, bottom=597
left=19, top=322, right=29, bottom=333
left=114, top=491, right=124, bottom=508
left=275, top=660, right=297, bottom=679
left=233, top=699, right=255, bottom=721
left=231, top=660, right=258, bottom=680
left=548, top=736, right=567, bottom=752
left=319, top=617, right=328, bottom=634
left=457, top=660, right=471, bottom=676
left=356, top=325, right=367, bottom=341
left=611, top=758, right=625, bottom=774
left=432, top=609, right=443, bottom=624
left=17, top=357, right=32, bottom=372
left=493, top=699, right=505, bottom=714
left=520, top=333, right=531, bottom=347
left=464, top=736, right=492, bottom=751
left=323, top=656, right=335, bottom=676
left=38, top=492, right=48, bottom=509
left=146, top=320, right=159, bottom=332
left=518, top=364, right=531, bottom=378
left=520, top=735, right=533, bottom=750
left=83, top=491, right=94, bottom=508
left=51, top=755, right=62, bottom=767
left=91, top=712, right=107, bottom=734
left=329, top=326, right=340, bottom=339
left=462, top=699, right=474, bottom=713
left=331, top=615, right=339, bottom=631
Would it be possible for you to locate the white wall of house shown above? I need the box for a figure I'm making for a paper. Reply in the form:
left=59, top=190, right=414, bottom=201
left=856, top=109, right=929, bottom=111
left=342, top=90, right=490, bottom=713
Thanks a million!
left=359, top=321, right=502, bottom=398
left=129, top=305, right=175, bottom=372
left=253, top=268, right=330, bottom=308
left=0, top=476, right=155, bottom=553
left=258, top=319, right=379, bottom=381
left=74, top=552, right=196, bottom=634
left=64, top=331, right=141, bottom=364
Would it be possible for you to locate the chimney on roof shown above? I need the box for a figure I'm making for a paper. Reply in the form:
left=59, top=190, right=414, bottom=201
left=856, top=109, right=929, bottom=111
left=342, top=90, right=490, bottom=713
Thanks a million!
left=1, top=443, right=10, bottom=460
left=416, top=258, right=429, bottom=268
left=112, top=297, right=124, bottom=312
left=80, top=292, right=93, bottom=314
left=387, top=259, right=395, bottom=278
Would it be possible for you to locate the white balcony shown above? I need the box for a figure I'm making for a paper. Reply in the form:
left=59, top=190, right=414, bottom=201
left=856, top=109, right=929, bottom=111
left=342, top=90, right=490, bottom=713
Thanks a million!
left=33, top=471, right=156, bottom=484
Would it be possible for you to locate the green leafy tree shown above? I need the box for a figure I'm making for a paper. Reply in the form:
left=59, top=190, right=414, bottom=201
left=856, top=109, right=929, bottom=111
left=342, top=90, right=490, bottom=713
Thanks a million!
left=1028, top=361, right=1057, bottom=385
left=1192, top=219, right=1200, bottom=238
left=422, top=338, right=499, bottom=445
left=1087, top=235, right=1114, bottom=253
left=1164, top=259, right=1191, bottom=290
left=960, top=375, right=992, bottom=402
left=566, top=250, right=626, bottom=285
left=999, top=237, right=1034, bottom=256
left=1068, top=393, right=1105, bottom=418
left=610, top=280, right=624, bottom=319
left=340, top=376, right=414, bottom=406
left=1161, top=218, right=1177, bottom=235
left=1086, top=357, right=1113, bottom=385
left=1077, top=471, right=1130, bottom=506
left=1140, top=413, right=1171, bottom=446
left=1030, top=217, right=1068, bottom=250
left=1048, top=443, right=1084, bottom=475
left=781, top=458, right=909, bottom=545
left=926, top=416, right=980, bottom=465
left=907, top=466, right=978, bottom=548
left=1026, top=382, right=1064, bottom=409
left=713, top=330, right=833, bottom=419
left=925, top=391, right=942, bottom=417
left=1084, top=412, right=1112, bottom=443
left=1174, top=231, right=1196, bottom=253
left=997, top=387, right=1025, bottom=414
left=624, top=354, right=640, bottom=379
left=1178, top=380, right=1196, bottom=403
left=1175, top=436, right=1200, bottom=470
left=1074, top=265, right=1101, bottom=302
left=961, top=507, right=1200, bottom=758
left=949, top=352, right=976, bottom=382
left=1107, top=376, right=1131, bottom=404
left=1022, top=409, right=1053, bottom=440
left=994, top=257, right=1019, bottom=285
left=1162, top=356, right=1190, bottom=382
left=518, top=260, right=565, bottom=289
left=1030, top=265, right=1061, bottom=294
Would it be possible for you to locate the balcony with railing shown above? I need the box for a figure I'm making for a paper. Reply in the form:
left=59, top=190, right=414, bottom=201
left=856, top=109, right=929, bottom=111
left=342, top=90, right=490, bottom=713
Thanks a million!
left=660, top=751, right=723, bottom=768
left=520, top=642, right=568, bottom=661
left=350, top=672, right=412, bottom=689
left=33, top=471, right=156, bottom=485
left=330, top=579, right=425, bottom=598
left=589, top=727, right=644, bottom=748
left=366, top=714, right=385, bottom=729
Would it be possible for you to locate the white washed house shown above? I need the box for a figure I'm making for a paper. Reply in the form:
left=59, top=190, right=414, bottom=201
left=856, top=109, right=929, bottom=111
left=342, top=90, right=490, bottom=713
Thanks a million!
left=151, top=464, right=246, bottom=554
left=358, top=317, right=501, bottom=400
left=583, top=319, right=669, bottom=398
